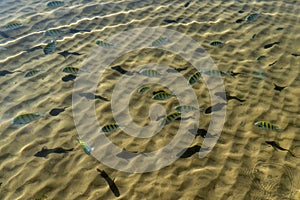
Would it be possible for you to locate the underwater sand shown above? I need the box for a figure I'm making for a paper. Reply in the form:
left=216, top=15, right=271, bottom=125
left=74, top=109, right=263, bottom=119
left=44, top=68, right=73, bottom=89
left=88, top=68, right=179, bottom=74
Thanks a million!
left=0, top=0, right=300, bottom=199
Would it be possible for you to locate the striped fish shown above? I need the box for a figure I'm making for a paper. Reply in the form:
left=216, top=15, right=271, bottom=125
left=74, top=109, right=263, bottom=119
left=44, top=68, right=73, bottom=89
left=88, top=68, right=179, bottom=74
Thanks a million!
left=152, top=37, right=168, bottom=46
left=46, top=1, right=64, bottom=8
left=254, top=121, right=282, bottom=131
left=202, top=70, right=231, bottom=77
left=161, top=112, right=181, bottom=126
left=174, top=105, right=201, bottom=113
left=96, top=40, right=114, bottom=48
left=246, top=13, right=260, bottom=22
left=79, top=140, right=94, bottom=155
left=62, top=66, right=79, bottom=74
left=138, top=86, right=151, bottom=93
left=24, top=69, right=40, bottom=78
left=101, top=123, right=119, bottom=133
left=43, top=40, right=57, bottom=54
left=139, top=69, right=161, bottom=77
left=44, top=29, right=65, bottom=37
left=210, top=41, right=223, bottom=47
left=188, top=71, right=201, bottom=85
left=12, top=113, right=42, bottom=125
left=152, top=91, right=173, bottom=100
left=256, top=55, right=267, bottom=61
left=3, top=22, right=23, bottom=31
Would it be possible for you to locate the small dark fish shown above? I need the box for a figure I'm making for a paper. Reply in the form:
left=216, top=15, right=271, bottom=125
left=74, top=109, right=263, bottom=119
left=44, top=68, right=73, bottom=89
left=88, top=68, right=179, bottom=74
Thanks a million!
left=229, top=71, right=242, bottom=77
left=79, top=92, right=109, bottom=101
left=137, top=86, right=151, bottom=93
left=111, top=65, right=133, bottom=75
left=24, top=69, right=40, bottom=78
left=205, top=103, right=226, bottom=114
left=291, top=53, right=300, bottom=57
left=79, top=140, right=94, bottom=155
left=62, top=66, right=79, bottom=74
left=256, top=55, right=267, bottom=61
left=61, top=74, right=76, bottom=82
left=101, top=123, right=119, bottom=133
left=152, top=37, right=168, bottom=46
left=49, top=108, right=65, bottom=116
left=0, top=70, right=14, bottom=76
left=177, top=145, right=201, bottom=158
left=268, top=60, right=277, bottom=66
left=246, top=13, right=260, bottom=22
left=58, top=50, right=82, bottom=58
left=210, top=41, right=223, bottom=47
left=97, top=169, right=120, bottom=197
left=34, top=147, right=73, bottom=158
left=236, top=19, right=244, bottom=23
left=273, top=83, right=286, bottom=92
left=96, top=40, right=114, bottom=48
left=254, top=121, right=282, bottom=131
left=251, top=34, right=257, bottom=39
left=214, top=92, right=246, bottom=102
left=238, top=10, right=245, bottom=14
left=0, top=31, right=10, bottom=38
left=69, top=28, right=91, bottom=34
left=263, top=42, right=280, bottom=49
left=188, top=71, right=201, bottom=85
left=265, top=141, right=295, bottom=157
left=46, top=1, right=64, bottom=8
left=12, top=113, right=43, bottom=125
left=184, top=1, right=191, bottom=7
left=0, top=182, right=2, bottom=187
left=26, top=45, right=43, bottom=53
left=43, top=40, right=57, bottom=55
left=152, top=91, right=173, bottom=100
left=164, top=19, right=178, bottom=24
left=275, top=27, right=284, bottom=31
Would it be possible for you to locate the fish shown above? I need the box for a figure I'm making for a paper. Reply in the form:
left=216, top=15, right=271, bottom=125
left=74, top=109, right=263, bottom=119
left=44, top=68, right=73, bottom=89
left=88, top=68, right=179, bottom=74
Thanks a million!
left=273, top=83, right=286, bottom=92
left=44, top=29, right=65, bottom=37
left=34, top=147, right=73, bottom=158
left=3, top=22, right=23, bottom=31
left=246, top=13, right=260, bottom=22
left=101, top=123, right=119, bottom=133
left=43, top=40, right=57, bottom=54
left=49, top=108, right=65, bottom=116
left=201, top=69, right=232, bottom=77
left=12, top=113, right=43, bottom=125
left=97, top=169, right=120, bottom=197
left=275, top=27, right=284, bottom=31
left=177, top=145, right=201, bottom=158
left=251, top=34, right=257, bottom=39
left=291, top=53, right=300, bottom=57
left=46, top=1, right=64, bottom=8
left=238, top=10, right=245, bottom=14
left=205, top=103, right=226, bottom=114
left=137, top=86, right=151, bottom=93
left=111, top=65, right=133, bottom=75
left=69, top=28, right=91, bottom=34
left=184, top=1, right=191, bottom=7
left=161, top=112, right=181, bottom=126
left=265, top=141, right=295, bottom=157
left=139, top=69, right=161, bottom=77
left=79, top=140, right=94, bottom=155
left=152, top=91, right=173, bottom=100
left=263, top=42, right=280, bottom=49
left=164, top=19, right=178, bottom=24
left=78, top=92, right=109, bottom=101
left=210, top=41, right=223, bottom=47
left=58, top=50, right=82, bottom=58
left=188, top=71, right=201, bottom=85
left=254, top=121, right=283, bottom=131
left=61, top=74, right=76, bottom=82
left=0, top=31, right=10, bottom=38
left=256, top=55, right=267, bottom=61
left=152, top=37, right=168, bottom=46
left=268, top=60, right=277, bottom=66
left=62, top=66, right=79, bottom=74
left=96, top=40, right=114, bottom=48
left=24, top=69, right=40, bottom=78
left=236, top=19, right=244, bottom=23
left=0, top=70, right=14, bottom=76
left=214, top=92, right=246, bottom=102
left=174, top=105, right=202, bottom=113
